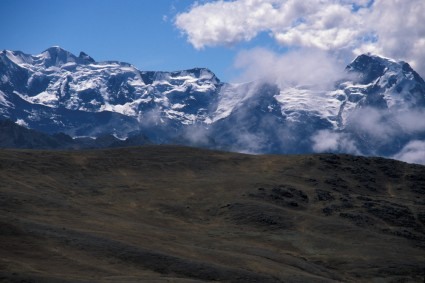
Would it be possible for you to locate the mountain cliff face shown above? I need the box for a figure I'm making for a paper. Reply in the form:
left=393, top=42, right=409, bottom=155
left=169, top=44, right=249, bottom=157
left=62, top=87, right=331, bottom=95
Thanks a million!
left=1, top=47, right=424, bottom=161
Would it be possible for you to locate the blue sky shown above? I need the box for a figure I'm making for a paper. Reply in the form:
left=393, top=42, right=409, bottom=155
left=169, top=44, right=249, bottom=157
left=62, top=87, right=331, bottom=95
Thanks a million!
left=0, top=0, right=279, bottom=81
left=2, top=0, right=424, bottom=80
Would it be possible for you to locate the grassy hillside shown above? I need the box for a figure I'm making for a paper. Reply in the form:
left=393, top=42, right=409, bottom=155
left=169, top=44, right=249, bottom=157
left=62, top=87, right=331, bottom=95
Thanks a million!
left=0, top=146, right=424, bottom=282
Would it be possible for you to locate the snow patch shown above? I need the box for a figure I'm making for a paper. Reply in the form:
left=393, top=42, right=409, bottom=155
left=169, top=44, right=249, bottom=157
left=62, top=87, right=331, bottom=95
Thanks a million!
left=21, top=91, right=58, bottom=107
left=5, top=50, right=33, bottom=66
left=211, top=83, right=255, bottom=123
left=172, top=103, right=186, bottom=110
left=15, top=119, right=29, bottom=128
left=275, top=88, right=340, bottom=127
left=1, top=75, right=9, bottom=83
left=0, top=90, right=13, bottom=107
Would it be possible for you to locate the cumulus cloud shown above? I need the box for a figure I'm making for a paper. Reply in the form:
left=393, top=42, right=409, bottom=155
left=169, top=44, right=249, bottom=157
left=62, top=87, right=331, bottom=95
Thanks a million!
left=392, top=140, right=425, bottom=165
left=355, top=0, right=425, bottom=76
left=175, top=0, right=294, bottom=49
left=273, top=2, right=365, bottom=51
left=175, top=0, right=366, bottom=51
left=175, top=0, right=425, bottom=76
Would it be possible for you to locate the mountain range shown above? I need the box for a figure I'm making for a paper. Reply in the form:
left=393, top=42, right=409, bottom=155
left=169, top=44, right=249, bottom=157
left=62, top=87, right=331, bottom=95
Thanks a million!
left=1, top=47, right=424, bottom=282
left=1, top=47, right=424, bottom=162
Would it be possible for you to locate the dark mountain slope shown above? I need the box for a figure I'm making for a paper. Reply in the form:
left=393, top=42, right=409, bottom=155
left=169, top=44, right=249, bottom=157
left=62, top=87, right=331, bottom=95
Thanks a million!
left=0, top=146, right=423, bottom=282
left=0, top=119, right=151, bottom=149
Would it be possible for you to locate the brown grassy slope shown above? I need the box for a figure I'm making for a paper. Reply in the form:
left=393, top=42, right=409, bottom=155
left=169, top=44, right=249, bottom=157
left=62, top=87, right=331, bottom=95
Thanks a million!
left=0, top=146, right=424, bottom=282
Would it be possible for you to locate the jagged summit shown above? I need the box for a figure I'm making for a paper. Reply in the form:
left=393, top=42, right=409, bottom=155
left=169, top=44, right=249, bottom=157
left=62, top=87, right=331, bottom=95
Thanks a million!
left=0, top=47, right=97, bottom=69
left=78, top=51, right=95, bottom=64
left=346, top=53, right=423, bottom=85
left=39, top=46, right=98, bottom=67
left=39, top=46, right=78, bottom=67
left=344, top=53, right=425, bottom=109
left=346, top=53, right=390, bottom=84
left=42, top=46, right=67, bottom=54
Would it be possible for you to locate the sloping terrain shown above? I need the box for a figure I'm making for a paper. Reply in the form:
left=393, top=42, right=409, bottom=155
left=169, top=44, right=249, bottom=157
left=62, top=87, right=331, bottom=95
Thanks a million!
left=0, top=146, right=424, bottom=282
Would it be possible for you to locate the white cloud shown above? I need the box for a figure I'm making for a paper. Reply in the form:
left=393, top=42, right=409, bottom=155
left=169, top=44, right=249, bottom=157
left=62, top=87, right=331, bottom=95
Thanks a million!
left=174, top=0, right=425, bottom=158
left=182, top=124, right=211, bottom=145
left=346, top=108, right=425, bottom=140
left=396, top=110, right=425, bottom=134
left=175, top=0, right=367, bottom=50
left=312, top=108, right=425, bottom=158
left=175, top=0, right=425, bottom=76
left=355, top=0, right=425, bottom=76
left=274, top=2, right=364, bottom=51
left=346, top=107, right=398, bottom=140
left=311, top=129, right=359, bottom=154
left=232, top=47, right=346, bottom=88
left=175, top=0, right=364, bottom=50
left=392, top=140, right=425, bottom=165
left=175, top=0, right=292, bottom=49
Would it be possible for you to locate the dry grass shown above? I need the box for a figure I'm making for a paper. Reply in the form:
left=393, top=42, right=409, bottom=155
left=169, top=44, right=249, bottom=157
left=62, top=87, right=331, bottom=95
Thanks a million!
left=0, top=146, right=424, bottom=282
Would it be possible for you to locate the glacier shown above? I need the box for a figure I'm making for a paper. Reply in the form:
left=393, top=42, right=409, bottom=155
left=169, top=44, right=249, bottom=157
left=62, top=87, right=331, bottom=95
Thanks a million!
left=0, top=47, right=424, bottom=162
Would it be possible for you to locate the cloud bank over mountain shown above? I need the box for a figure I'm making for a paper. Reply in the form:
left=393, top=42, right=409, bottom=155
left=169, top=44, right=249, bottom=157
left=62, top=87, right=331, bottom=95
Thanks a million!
left=173, top=0, right=425, bottom=163
left=232, top=47, right=346, bottom=88
left=175, top=0, right=425, bottom=77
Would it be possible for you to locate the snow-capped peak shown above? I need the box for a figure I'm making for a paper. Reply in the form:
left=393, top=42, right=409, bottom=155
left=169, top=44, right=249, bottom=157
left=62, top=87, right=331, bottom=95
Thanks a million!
left=344, top=53, right=425, bottom=109
left=36, top=46, right=80, bottom=67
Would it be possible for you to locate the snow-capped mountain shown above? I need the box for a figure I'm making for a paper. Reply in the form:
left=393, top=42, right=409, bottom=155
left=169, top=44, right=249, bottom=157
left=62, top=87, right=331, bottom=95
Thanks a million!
left=1, top=47, right=424, bottom=162
left=0, top=47, right=221, bottom=138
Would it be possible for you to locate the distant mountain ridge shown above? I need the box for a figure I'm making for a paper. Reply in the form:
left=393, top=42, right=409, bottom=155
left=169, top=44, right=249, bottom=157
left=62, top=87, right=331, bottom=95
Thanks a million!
left=0, top=119, right=151, bottom=149
left=1, top=47, right=424, bottom=162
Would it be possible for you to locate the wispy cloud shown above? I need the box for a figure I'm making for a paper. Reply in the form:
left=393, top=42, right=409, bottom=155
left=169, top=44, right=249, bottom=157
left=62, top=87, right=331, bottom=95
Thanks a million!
left=392, top=140, right=425, bottom=165
left=311, top=130, right=360, bottom=154
left=311, top=107, right=425, bottom=164
left=346, top=108, right=425, bottom=140
left=232, top=47, right=346, bottom=88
